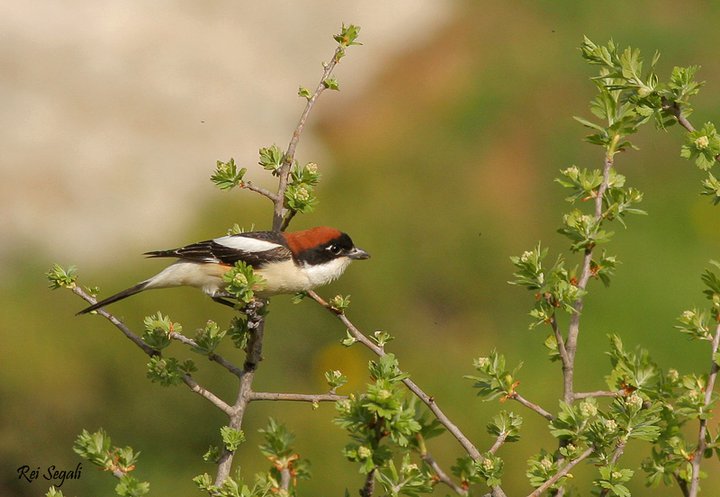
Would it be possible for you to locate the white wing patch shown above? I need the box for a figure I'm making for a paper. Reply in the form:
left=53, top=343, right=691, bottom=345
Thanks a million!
left=213, top=235, right=283, bottom=253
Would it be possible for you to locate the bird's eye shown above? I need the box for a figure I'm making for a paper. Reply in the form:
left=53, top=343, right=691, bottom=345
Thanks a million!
left=327, top=244, right=342, bottom=255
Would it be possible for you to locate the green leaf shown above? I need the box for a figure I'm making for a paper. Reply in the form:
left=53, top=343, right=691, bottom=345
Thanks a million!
left=487, top=410, right=523, bottom=443
left=211, top=158, right=246, bottom=190
left=146, top=356, right=194, bottom=386
left=220, top=426, right=245, bottom=452
left=142, top=312, right=179, bottom=350
left=333, top=23, right=362, bottom=47
left=325, top=369, right=348, bottom=390
left=193, top=320, right=227, bottom=355
left=298, top=86, right=312, bottom=100
left=222, top=261, right=266, bottom=304
left=322, top=76, right=340, bottom=91
left=47, top=264, right=78, bottom=289
left=258, top=145, right=284, bottom=175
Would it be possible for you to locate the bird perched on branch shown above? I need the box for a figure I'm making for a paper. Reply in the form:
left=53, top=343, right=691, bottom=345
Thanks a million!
left=77, top=226, right=369, bottom=314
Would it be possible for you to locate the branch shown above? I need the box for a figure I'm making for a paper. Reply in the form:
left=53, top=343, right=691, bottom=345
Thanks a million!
left=73, top=286, right=157, bottom=356
left=688, top=321, right=720, bottom=497
left=674, top=472, right=691, bottom=497
left=488, top=432, right=508, bottom=455
left=169, top=331, right=244, bottom=379
left=526, top=446, right=594, bottom=497
left=510, top=392, right=555, bottom=421
left=361, top=468, right=377, bottom=497
left=273, top=46, right=345, bottom=231
left=214, top=300, right=267, bottom=486
left=597, top=438, right=628, bottom=497
left=242, top=181, right=279, bottom=202
left=182, top=374, right=234, bottom=415
left=563, top=149, right=615, bottom=404
left=249, top=391, right=346, bottom=402
left=422, top=452, right=467, bottom=495
left=550, top=313, right=571, bottom=373
left=664, top=98, right=696, bottom=133
left=308, top=291, right=482, bottom=461
left=573, top=390, right=623, bottom=400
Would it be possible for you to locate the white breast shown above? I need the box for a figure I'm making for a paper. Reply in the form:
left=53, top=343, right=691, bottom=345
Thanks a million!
left=303, top=257, right=352, bottom=287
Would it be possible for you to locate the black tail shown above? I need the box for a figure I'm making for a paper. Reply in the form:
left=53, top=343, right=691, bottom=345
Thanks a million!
left=77, top=281, right=149, bottom=315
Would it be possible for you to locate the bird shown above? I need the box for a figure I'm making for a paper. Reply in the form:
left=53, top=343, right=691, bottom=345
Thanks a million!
left=77, top=226, right=369, bottom=314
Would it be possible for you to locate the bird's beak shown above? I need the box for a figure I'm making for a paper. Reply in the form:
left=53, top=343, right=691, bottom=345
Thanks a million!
left=348, top=247, right=370, bottom=260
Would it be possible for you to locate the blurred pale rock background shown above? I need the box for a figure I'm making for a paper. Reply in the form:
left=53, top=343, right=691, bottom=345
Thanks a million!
left=1, top=1, right=455, bottom=272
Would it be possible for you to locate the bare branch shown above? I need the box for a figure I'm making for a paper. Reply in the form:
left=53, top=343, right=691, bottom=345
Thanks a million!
left=242, top=181, right=279, bottom=202
left=73, top=286, right=157, bottom=356
left=689, top=321, right=720, bottom=497
left=422, top=452, right=467, bottom=495
left=182, top=374, right=234, bottom=415
left=510, top=392, right=555, bottom=421
left=573, top=390, right=623, bottom=400
left=360, top=468, right=377, bottom=497
left=488, top=431, right=509, bottom=455
left=526, top=446, right=594, bottom=497
left=169, top=331, right=244, bottom=379
left=249, top=391, right=346, bottom=403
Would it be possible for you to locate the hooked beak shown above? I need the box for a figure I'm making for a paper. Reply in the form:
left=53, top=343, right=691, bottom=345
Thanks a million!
left=348, top=247, right=370, bottom=260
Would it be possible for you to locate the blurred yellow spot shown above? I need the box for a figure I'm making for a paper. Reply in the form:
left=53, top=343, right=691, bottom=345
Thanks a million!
left=312, top=342, right=367, bottom=393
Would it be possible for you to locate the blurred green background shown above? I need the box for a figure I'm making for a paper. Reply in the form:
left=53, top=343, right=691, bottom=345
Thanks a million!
left=4, top=1, right=720, bottom=496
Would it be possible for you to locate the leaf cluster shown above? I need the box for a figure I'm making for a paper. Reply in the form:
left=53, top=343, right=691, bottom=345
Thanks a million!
left=73, top=429, right=149, bottom=497
left=509, top=245, right=585, bottom=328
left=466, top=350, right=522, bottom=401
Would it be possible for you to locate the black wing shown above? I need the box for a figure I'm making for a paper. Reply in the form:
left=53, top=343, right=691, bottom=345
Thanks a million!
left=145, top=231, right=292, bottom=268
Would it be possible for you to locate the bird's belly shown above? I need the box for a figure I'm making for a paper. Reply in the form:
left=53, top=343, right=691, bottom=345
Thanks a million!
left=254, top=259, right=312, bottom=295
left=148, top=261, right=228, bottom=296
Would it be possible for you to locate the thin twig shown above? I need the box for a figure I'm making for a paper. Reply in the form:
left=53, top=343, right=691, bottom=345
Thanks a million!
left=488, top=432, right=509, bottom=455
left=511, top=392, right=555, bottom=421
left=280, top=210, right=297, bottom=232
left=663, top=98, right=696, bottom=133
left=415, top=433, right=467, bottom=495
left=526, top=446, right=594, bottom=497
left=242, top=181, right=278, bottom=202
left=73, top=286, right=157, bottom=356
left=550, top=314, right=571, bottom=374
left=280, top=467, right=292, bottom=492
left=573, top=390, right=623, bottom=400
left=564, top=148, right=615, bottom=404
left=674, top=472, right=691, bottom=497
left=182, top=374, right=234, bottom=415
left=361, top=468, right=376, bottom=497
left=273, top=47, right=345, bottom=231
left=169, top=331, right=244, bottom=379
left=249, top=391, right=346, bottom=402
left=688, top=321, right=720, bottom=497
left=422, top=452, right=467, bottom=495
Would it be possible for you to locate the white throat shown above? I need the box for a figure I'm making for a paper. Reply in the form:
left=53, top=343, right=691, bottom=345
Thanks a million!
left=303, top=257, right=352, bottom=287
